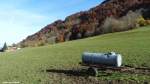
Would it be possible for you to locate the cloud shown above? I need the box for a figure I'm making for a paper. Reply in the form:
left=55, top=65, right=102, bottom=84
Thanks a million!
left=0, top=8, right=51, bottom=45
left=0, top=0, right=62, bottom=45
left=0, top=0, right=102, bottom=45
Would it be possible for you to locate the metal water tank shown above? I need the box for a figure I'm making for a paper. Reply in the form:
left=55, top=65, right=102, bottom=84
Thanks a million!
left=82, top=52, right=122, bottom=67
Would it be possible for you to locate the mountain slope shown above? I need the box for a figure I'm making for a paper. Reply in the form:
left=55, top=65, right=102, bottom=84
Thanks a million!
left=19, top=0, right=150, bottom=47
left=0, top=26, right=150, bottom=83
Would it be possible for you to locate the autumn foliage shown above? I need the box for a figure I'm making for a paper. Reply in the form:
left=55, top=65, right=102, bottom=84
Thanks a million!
left=18, top=0, right=150, bottom=47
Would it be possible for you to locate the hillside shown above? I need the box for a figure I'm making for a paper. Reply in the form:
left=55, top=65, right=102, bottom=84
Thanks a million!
left=19, top=0, right=150, bottom=47
left=0, top=26, right=150, bottom=83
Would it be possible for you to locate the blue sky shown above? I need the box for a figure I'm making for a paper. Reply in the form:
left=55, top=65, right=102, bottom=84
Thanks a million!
left=0, top=0, right=103, bottom=45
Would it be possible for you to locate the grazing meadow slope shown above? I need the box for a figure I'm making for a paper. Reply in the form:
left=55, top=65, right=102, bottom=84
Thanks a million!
left=0, top=26, right=150, bottom=83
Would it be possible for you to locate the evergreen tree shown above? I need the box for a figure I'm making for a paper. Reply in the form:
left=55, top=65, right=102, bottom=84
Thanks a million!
left=2, top=42, right=8, bottom=52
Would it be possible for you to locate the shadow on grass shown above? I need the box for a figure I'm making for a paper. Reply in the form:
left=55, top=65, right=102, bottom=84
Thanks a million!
left=45, top=69, right=89, bottom=77
left=43, top=68, right=113, bottom=77
left=41, top=68, right=150, bottom=84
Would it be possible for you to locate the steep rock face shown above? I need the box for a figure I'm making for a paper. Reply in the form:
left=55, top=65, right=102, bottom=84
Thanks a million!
left=19, top=0, right=150, bottom=47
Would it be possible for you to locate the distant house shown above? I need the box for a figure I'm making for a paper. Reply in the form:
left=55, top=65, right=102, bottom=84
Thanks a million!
left=7, top=46, right=18, bottom=52
left=0, top=43, right=21, bottom=52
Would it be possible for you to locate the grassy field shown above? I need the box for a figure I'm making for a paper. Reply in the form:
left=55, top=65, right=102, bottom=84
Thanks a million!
left=0, top=26, right=150, bottom=84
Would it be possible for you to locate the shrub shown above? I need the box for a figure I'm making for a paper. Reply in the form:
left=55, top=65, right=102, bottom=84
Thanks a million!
left=64, top=32, right=72, bottom=41
left=102, top=16, right=124, bottom=33
left=137, top=16, right=150, bottom=26
left=19, top=42, right=28, bottom=48
left=38, top=42, right=45, bottom=46
left=136, top=16, right=146, bottom=26
left=145, top=20, right=150, bottom=25
left=101, top=10, right=142, bottom=33
left=47, top=36, right=56, bottom=44
left=101, top=16, right=113, bottom=33
left=84, top=30, right=94, bottom=37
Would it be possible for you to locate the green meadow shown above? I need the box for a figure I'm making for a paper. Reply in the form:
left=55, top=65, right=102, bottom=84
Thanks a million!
left=0, top=26, right=150, bottom=84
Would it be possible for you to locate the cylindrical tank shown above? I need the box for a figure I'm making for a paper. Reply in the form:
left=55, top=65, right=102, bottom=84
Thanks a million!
left=82, top=52, right=122, bottom=67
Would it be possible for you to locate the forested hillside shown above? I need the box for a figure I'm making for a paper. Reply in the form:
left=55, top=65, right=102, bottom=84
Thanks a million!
left=19, top=0, right=150, bottom=47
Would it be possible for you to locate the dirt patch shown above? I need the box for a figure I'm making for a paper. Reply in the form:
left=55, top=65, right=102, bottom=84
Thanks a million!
left=120, top=66, right=150, bottom=75
left=42, top=67, right=150, bottom=84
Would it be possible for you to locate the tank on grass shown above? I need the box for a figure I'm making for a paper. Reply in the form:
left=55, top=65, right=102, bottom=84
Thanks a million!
left=82, top=52, right=122, bottom=67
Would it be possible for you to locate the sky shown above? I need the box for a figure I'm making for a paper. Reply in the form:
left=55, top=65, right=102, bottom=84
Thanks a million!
left=0, top=0, right=103, bottom=45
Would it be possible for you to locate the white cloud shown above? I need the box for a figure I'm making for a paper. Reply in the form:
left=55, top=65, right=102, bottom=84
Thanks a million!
left=0, top=0, right=56, bottom=45
left=0, top=0, right=101, bottom=45
left=0, top=8, right=52, bottom=45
